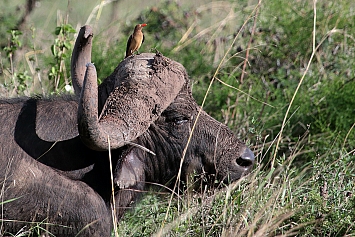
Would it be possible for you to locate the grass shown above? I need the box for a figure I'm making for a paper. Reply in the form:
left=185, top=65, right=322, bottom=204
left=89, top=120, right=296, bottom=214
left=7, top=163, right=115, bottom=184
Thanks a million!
left=1, top=0, right=355, bottom=236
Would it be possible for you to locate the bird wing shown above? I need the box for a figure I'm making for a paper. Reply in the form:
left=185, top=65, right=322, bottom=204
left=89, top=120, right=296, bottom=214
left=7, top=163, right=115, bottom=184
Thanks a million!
left=125, top=34, right=133, bottom=57
left=142, top=34, right=145, bottom=44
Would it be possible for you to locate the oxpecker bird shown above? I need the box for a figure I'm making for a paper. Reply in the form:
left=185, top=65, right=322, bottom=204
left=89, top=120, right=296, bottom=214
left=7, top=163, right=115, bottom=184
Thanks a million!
left=125, top=23, right=147, bottom=58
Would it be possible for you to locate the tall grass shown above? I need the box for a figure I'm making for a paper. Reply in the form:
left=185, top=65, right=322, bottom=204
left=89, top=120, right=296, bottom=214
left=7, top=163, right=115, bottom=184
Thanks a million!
left=115, top=0, right=355, bottom=236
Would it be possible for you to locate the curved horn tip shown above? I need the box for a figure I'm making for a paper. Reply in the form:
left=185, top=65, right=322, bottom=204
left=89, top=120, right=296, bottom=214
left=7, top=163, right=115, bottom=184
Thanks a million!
left=81, top=25, right=93, bottom=38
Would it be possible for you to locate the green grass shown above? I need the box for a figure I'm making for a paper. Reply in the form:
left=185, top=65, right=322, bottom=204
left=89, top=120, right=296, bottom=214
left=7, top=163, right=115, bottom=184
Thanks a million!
left=1, top=0, right=355, bottom=236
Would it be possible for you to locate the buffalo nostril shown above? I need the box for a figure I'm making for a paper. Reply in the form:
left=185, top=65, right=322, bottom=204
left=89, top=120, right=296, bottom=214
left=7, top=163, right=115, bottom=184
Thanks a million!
left=236, top=148, right=255, bottom=167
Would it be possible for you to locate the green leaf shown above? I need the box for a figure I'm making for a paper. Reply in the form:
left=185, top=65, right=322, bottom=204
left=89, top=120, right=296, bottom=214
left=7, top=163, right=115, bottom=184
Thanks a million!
left=55, top=26, right=62, bottom=35
left=63, top=24, right=76, bottom=33
left=51, top=44, right=57, bottom=56
left=63, top=41, right=71, bottom=50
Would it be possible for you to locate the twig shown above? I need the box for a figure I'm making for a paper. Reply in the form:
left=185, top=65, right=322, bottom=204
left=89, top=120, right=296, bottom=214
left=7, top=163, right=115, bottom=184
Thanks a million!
left=215, top=77, right=274, bottom=108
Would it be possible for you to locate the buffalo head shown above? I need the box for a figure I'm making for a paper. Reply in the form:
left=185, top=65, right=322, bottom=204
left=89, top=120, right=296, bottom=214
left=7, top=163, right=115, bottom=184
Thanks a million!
left=71, top=26, right=255, bottom=217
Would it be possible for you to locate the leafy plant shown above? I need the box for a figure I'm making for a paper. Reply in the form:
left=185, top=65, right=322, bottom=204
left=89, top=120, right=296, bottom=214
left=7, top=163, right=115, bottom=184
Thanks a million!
left=3, top=29, right=22, bottom=58
left=3, top=29, right=22, bottom=76
left=48, top=23, right=76, bottom=92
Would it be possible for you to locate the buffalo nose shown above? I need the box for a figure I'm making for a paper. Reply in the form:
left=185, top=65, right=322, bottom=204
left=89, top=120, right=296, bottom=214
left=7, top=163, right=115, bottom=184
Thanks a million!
left=236, top=147, right=255, bottom=168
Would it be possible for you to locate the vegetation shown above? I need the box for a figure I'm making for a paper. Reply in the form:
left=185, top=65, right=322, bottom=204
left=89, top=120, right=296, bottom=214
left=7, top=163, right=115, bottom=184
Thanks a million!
left=0, top=0, right=354, bottom=236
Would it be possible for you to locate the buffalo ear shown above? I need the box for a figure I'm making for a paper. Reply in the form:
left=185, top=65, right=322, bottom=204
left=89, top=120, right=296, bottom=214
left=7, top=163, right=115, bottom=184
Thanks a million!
left=36, top=99, right=78, bottom=142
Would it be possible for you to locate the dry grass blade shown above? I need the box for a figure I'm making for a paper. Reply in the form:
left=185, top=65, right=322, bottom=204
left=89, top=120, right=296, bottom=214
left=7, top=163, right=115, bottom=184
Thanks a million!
left=271, top=0, right=345, bottom=168
left=215, top=76, right=274, bottom=108
left=107, top=135, right=118, bottom=237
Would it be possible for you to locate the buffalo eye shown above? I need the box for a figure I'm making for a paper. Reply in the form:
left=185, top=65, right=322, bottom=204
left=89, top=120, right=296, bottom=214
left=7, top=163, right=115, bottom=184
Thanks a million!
left=166, top=116, right=189, bottom=126
left=173, top=117, right=188, bottom=125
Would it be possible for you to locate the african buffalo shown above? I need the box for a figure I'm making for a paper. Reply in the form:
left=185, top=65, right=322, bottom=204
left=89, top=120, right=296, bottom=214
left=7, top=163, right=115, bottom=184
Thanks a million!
left=0, top=25, right=254, bottom=236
